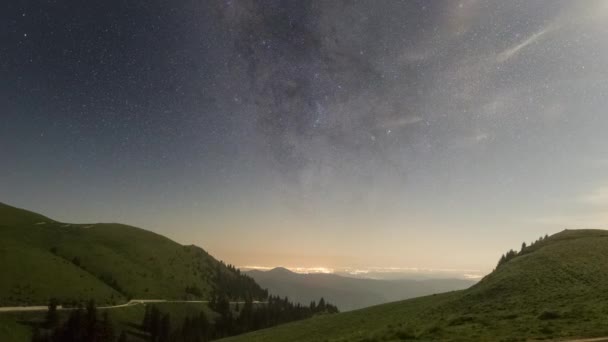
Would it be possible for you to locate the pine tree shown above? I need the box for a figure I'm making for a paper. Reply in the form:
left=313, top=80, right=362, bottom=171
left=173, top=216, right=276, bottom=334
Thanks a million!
left=318, top=297, right=326, bottom=312
left=198, top=311, right=210, bottom=341
left=85, top=299, right=98, bottom=340
left=31, top=327, right=45, bottom=342
left=159, top=313, right=171, bottom=342
left=45, top=298, right=59, bottom=328
left=100, top=311, right=115, bottom=342
left=150, top=306, right=161, bottom=341
left=142, top=305, right=151, bottom=332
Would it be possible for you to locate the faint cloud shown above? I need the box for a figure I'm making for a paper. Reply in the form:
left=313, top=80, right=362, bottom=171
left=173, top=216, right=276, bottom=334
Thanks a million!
left=239, top=265, right=273, bottom=271
left=452, top=131, right=492, bottom=149
left=239, top=265, right=334, bottom=274
left=532, top=213, right=608, bottom=228
left=240, top=265, right=486, bottom=280
left=289, top=267, right=334, bottom=274
left=474, top=133, right=489, bottom=143
left=532, top=183, right=608, bottom=228
left=463, top=273, right=484, bottom=280
left=379, top=116, right=423, bottom=130
left=579, top=186, right=608, bottom=206
left=346, top=269, right=370, bottom=275
left=497, top=25, right=555, bottom=63
left=589, top=158, right=608, bottom=168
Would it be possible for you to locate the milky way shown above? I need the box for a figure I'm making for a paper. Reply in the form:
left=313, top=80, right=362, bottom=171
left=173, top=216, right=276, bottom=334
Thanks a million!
left=3, top=1, right=608, bottom=275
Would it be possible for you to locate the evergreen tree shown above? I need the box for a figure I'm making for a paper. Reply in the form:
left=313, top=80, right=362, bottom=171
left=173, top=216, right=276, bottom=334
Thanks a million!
left=45, top=298, right=59, bottom=328
left=159, top=313, right=171, bottom=342
left=85, top=299, right=99, bottom=340
left=31, top=327, right=46, bottom=342
left=198, top=311, right=210, bottom=341
left=142, top=305, right=151, bottom=332
left=59, top=305, right=86, bottom=341
left=318, top=297, right=326, bottom=312
left=100, top=311, right=115, bottom=342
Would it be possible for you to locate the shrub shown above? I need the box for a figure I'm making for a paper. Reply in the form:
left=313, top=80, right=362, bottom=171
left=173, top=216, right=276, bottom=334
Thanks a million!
left=448, top=315, right=475, bottom=326
left=538, top=310, right=560, bottom=320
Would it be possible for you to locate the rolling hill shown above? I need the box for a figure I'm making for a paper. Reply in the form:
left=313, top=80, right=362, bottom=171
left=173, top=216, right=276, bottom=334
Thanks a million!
left=223, top=229, right=608, bottom=341
left=0, top=202, right=266, bottom=306
left=247, top=267, right=475, bottom=311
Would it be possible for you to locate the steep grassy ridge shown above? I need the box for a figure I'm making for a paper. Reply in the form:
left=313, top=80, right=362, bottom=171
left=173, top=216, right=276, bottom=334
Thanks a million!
left=0, top=202, right=263, bottom=305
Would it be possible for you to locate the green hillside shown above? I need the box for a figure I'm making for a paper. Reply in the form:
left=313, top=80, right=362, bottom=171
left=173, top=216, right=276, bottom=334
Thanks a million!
left=0, top=202, right=266, bottom=306
left=223, top=229, right=608, bottom=342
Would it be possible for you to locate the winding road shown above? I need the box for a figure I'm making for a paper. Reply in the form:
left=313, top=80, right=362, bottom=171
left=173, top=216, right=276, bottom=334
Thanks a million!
left=0, top=299, right=264, bottom=313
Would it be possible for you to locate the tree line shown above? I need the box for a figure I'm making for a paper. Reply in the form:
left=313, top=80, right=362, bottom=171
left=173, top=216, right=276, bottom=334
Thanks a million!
left=31, top=300, right=128, bottom=342
left=32, top=294, right=339, bottom=342
left=212, top=262, right=268, bottom=301
left=496, top=234, right=550, bottom=268
left=142, top=295, right=339, bottom=341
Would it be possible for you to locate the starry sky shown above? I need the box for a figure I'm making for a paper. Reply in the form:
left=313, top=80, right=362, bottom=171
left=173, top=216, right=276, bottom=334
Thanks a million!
left=3, top=0, right=608, bottom=279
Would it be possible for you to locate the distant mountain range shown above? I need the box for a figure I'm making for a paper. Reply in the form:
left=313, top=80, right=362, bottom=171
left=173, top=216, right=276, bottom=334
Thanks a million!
left=246, top=267, right=475, bottom=311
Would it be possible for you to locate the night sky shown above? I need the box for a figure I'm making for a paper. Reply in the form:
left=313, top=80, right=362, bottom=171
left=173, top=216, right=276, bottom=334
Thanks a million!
left=3, top=1, right=608, bottom=278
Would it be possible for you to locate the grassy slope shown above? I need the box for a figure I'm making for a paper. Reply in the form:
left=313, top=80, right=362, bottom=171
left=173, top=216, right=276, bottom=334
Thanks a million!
left=0, top=202, right=232, bottom=305
left=224, top=229, right=608, bottom=342
left=0, top=236, right=121, bottom=305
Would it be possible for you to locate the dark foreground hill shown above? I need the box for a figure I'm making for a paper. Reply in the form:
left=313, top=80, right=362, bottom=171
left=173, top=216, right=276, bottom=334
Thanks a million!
left=0, top=202, right=266, bottom=306
left=247, top=267, right=474, bottom=311
left=223, top=229, right=608, bottom=341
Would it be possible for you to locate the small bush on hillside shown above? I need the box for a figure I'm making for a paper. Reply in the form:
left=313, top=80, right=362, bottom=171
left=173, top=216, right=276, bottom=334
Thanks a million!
left=393, top=328, right=416, bottom=339
left=500, top=313, right=518, bottom=320
left=421, top=325, right=442, bottom=336
left=358, top=336, right=380, bottom=342
left=447, top=315, right=475, bottom=326
left=539, top=324, right=554, bottom=335
left=538, top=310, right=561, bottom=320
left=185, top=285, right=202, bottom=297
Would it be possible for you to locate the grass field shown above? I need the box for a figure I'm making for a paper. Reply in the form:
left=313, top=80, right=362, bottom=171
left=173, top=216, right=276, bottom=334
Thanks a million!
left=222, top=229, right=608, bottom=342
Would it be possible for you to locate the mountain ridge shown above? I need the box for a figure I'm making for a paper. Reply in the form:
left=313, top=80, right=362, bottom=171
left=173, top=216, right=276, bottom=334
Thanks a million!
left=246, top=267, right=475, bottom=311
left=0, top=202, right=55, bottom=226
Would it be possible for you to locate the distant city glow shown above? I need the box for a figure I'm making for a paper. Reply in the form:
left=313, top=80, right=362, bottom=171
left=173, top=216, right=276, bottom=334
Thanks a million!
left=239, top=265, right=485, bottom=280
